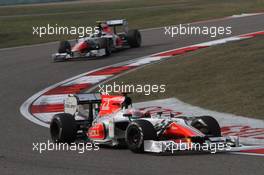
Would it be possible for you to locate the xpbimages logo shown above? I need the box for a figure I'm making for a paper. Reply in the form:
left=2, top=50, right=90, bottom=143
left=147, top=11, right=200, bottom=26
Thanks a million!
left=164, top=140, right=232, bottom=154
left=32, top=24, right=100, bottom=37
left=98, top=82, right=166, bottom=95
left=32, top=140, right=100, bottom=154
left=164, top=24, right=232, bottom=38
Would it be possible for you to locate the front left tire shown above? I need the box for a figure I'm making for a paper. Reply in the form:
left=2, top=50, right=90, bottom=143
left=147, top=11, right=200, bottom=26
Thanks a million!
left=125, top=120, right=157, bottom=153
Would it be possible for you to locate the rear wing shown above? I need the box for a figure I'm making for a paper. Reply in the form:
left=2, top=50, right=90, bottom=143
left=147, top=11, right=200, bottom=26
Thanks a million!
left=75, top=93, right=101, bottom=104
left=64, top=93, right=101, bottom=115
left=106, top=19, right=127, bottom=26
left=64, top=93, right=126, bottom=117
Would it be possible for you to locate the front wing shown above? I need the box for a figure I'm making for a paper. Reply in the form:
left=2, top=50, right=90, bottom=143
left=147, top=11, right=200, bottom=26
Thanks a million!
left=144, top=136, right=243, bottom=153
left=52, top=49, right=106, bottom=62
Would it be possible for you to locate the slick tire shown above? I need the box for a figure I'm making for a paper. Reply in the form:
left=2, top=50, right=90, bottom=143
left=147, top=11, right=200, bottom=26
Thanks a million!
left=58, top=40, right=71, bottom=53
left=50, top=113, right=77, bottom=143
left=125, top=120, right=157, bottom=153
left=99, top=38, right=112, bottom=56
left=127, top=29, right=141, bottom=48
left=191, top=116, right=221, bottom=137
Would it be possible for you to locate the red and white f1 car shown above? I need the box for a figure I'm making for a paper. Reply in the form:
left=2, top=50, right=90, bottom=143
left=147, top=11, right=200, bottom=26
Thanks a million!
left=50, top=93, right=240, bottom=153
left=52, top=19, right=141, bottom=62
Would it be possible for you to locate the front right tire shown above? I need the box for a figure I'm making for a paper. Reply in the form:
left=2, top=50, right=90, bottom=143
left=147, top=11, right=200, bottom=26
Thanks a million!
left=127, top=29, right=141, bottom=48
left=191, top=116, right=221, bottom=137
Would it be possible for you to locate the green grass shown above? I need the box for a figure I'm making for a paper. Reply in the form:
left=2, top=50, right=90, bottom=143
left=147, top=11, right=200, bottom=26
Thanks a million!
left=101, top=36, right=264, bottom=119
left=0, top=0, right=68, bottom=6
left=0, top=0, right=264, bottom=48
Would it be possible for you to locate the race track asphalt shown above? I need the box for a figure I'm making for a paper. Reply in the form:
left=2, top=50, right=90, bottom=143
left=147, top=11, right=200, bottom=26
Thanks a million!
left=0, top=14, right=263, bottom=175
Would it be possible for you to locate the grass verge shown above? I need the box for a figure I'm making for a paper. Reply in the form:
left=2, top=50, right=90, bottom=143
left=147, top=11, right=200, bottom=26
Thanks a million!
left=0, top=0, right=264, bottom=48
left=100, top=36, right=264, bottom=119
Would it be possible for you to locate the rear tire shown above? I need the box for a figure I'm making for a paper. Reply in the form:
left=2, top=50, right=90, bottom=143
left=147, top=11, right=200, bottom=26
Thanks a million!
left=58, top=40, right=71, bottom=53
left=191, top=116, right=221, bottom=137
left=127, top=29, right=141, bottom=48
left=50, top=113, right=77, bottom=143
left=125, top=120, right=156, bottom=153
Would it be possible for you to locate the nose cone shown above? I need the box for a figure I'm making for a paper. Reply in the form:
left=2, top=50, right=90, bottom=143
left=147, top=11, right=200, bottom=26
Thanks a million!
left=164, top=122, right=198, bottom=137
left=72, top=41, right=88, bottom=52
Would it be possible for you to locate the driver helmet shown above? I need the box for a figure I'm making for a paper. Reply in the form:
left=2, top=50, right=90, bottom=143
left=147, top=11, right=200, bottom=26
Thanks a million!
left=100, top=22, right=112, bottom=34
